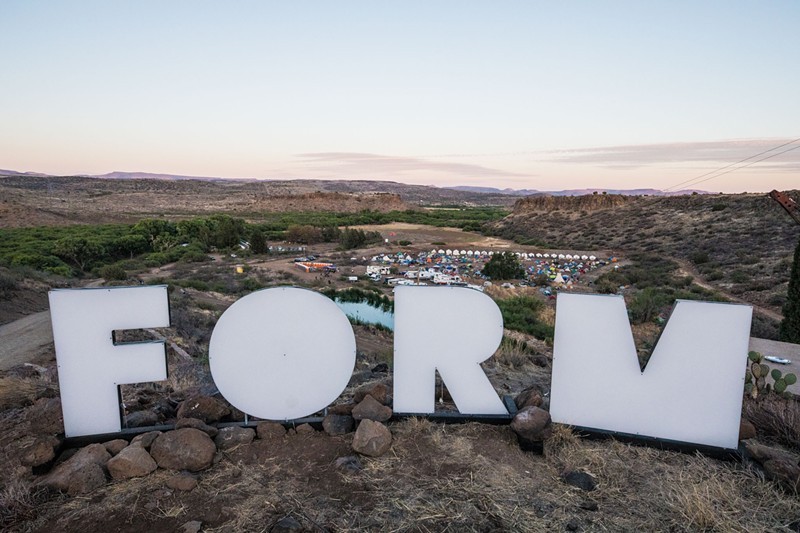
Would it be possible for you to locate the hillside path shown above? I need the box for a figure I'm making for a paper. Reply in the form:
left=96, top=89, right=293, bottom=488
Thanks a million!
left=674, top=259, right=783, bottom=322
left=0, top=310, right=53, bottom=371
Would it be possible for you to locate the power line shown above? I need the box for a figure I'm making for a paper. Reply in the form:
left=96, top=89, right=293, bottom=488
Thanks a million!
left=662, top=137, right=800, bottom=192
left=667, top=143, right=800, bottom=191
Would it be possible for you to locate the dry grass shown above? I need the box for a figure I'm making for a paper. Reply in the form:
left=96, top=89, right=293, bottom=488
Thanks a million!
left=0, top=377, right=38, bottom=411
left=0, top=480, right=50, bottom=530
left=743, top=395, right=800, bottom=450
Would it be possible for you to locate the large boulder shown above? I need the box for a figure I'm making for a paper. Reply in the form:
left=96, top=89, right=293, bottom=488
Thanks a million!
left=214, top=426, right=255, bottom=450
left=107, top=444, right=158, bottom=479
left=150, top=429, right=216, bottom=472
left=352, top=420, right=392, bottom=457
left=177, top=396, right=231, bottom=424
left=41, top=443, right=110, bottom=495
left=352, top=395, right=392, bottom=423
left=510, top=406, right=552, bottom=442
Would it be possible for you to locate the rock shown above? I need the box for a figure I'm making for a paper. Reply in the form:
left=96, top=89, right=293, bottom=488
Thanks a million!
left=566, top=517, right=580, bottom=531
left=562, top=471, right=597, bottom=492
left=107, top=444, right=158, bottom=479
left=21, top=437, right=59, bottom=467
left=176, top=417, right=219, bottom=437
left=272, top=515, right=303, bottom=532
left=295, top=423, right=315, bottom=434
left=532, top=355, right=549, bottom=368
left=323, top=414, right=355, bottom=435
left=256, top=421, right=286, bottom=439
left=334, top=455, right=363, bottom=473
left=177, top=396, right=231, bottom=424
left=578, top=500, right=598, bottom=511
left=514, top=388, right=543, bottom=410
left=125, top=410, right=158, bottom=428
left=352, top=420, right=392, bottom=457
left=510, top=406, right=552, bottom=443
left=739, top=418, right=757, bottom=441
left=354, top=382, right=391, bottom=405
left=41, top=443, right=110, bottom=495
left=327, top=403, right=355, bottom=415
left=150, top=429, right=216, bottom=472
left=371, top=362, right=389, bottom=373
left=131, top=431, right=162, bottom=450
left=352, top=395, right=392, bottom=423
left=28, top=397, right=64, bottom=434
left=167, top=473, right=199, bottom=492
left=215, top=426, right=256, bottom=450
left=745, top=441, right=800, bottom=492
left=104, top=439, right=129, bottom=456
left=181, top=520, right=202, bottom=533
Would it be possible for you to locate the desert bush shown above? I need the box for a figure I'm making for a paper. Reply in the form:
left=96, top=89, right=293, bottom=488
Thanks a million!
left=690, top=251, right=710, bottom=264
left=742, top=395, right=800, bottom=450
left=495, top=296, right=553, bottom=341
left=0, top=270, right=18, bottom=297
left=99, top=264, right=127, bottom=281
left=628, top=287, right=670, bottom=324
left=730, top=270, right=750, bottom=283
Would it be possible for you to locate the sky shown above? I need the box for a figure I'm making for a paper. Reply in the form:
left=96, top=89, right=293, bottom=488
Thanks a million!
left=1, top=1, right=798, bottom=193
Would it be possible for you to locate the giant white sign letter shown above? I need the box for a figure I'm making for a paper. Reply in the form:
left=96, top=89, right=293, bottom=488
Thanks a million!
left=393, top=286, right=508, bottom=415
left=209, top=287, right=356, bottom=420
left=550, top=293, right=752, bottom=449
left=49, top=286, right=170, bottom=437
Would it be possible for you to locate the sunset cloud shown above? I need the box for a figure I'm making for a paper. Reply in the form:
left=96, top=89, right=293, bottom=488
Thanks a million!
left=546, top=139, right=800, bottom=169
left=297, top=152, right=528, bottom=179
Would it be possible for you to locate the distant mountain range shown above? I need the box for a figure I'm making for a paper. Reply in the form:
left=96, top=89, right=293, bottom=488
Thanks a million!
left=0, top=169, right=708, bottom=196
left=447, top=185, right=709, bottom=197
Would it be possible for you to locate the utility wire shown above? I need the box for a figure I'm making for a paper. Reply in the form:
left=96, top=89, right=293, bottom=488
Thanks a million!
left=661, top=137, right=800, bottom=192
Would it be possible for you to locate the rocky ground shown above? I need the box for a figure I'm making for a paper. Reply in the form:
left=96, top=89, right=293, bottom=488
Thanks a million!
left=1, top=187, right=800, bottom=531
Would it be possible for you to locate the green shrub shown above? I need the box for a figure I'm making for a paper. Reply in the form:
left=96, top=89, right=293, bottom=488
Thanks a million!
left=495, top=296, right=554, bottom=341
left=99, top=264, right=127, bottom=281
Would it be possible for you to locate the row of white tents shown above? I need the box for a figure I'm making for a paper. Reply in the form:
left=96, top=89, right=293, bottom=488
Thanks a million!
left=429, top=249, right=597, bottom=261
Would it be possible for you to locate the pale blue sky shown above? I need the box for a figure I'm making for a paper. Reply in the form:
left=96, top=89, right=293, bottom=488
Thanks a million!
left=1, top=1, right=798, bottom=192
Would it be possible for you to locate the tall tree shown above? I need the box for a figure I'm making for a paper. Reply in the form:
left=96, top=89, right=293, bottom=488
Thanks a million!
left=780, top=238, right=800, bottom=343
left=482, top=251, right=525, bottom=280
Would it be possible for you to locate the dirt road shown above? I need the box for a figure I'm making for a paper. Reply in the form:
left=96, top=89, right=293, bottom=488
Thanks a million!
left=0, top=310, right=54, bottom=371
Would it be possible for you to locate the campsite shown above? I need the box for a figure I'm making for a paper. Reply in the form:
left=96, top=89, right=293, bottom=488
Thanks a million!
left=1, top=177, right=800, bottom=531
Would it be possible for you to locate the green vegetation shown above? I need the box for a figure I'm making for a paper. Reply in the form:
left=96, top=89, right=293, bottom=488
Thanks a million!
left=780, top=239, right=800, bottom=343
left=495, top=296, right=554, bottom=341
left=482, top=251, right=525, bottom=280
left=0, top=208, right=506, bottom=278
left=321, top=287, right=393, bottom=312
left=745, top=350, right=797, bottom=399
left=594, top=253, right=726, bottom=324
left=252, top=207, right=508, bottom=240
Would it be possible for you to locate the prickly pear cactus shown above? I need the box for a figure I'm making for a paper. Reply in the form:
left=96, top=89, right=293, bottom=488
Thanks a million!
left=744, top=351, right=798, bottom=399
